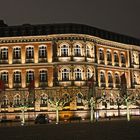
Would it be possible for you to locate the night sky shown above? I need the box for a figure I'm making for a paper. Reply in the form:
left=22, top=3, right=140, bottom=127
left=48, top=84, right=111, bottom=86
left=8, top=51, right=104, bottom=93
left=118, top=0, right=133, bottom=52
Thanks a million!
left=0, top=0, right=140, bottom=39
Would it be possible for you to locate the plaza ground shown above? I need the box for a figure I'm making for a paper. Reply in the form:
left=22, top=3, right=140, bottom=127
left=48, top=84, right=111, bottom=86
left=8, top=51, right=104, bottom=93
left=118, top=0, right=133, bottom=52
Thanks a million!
left=0, top=119, right=140, bottom=140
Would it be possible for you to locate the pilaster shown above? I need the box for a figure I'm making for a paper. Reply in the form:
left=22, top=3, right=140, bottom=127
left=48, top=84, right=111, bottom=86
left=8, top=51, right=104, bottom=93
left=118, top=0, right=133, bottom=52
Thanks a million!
left=34, top=68, right=39, bottom=87
left=21, top=45, right=26, bottom=64
left=47, top=43, right=52, bottom=63
left=34, top=44, right=38, bottom=63
left=8, top=69, right=13, bottom=88
left=48, top=67, right=53, bottom=87
left=21, top=69, right=26, bottom=88
left=8, top=46, right=12, bottom=64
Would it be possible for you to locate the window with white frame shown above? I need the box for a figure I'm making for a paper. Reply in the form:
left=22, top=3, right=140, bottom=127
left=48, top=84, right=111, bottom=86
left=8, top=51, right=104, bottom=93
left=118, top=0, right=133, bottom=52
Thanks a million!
left=39, top=46, right=47, bottom=58
left=40, top=70, right=47, bottom=82
left=26, top=71, right=34, bottom=83
left=14, top=71, right=21, bottom=83
left=100, top=71, right=105, bottom=83
left=1, top=71, right=8, bottom=84
left=13, top=47, right=21, bottom=59
left=74, top=45, right=81, bottom=56
left=0, top=48, right=8, bottom=59
left=26, top=46, right=34, bottom=59
left=75, top=68, right=82, bottom=80
left=62, top=68, right=69, bottom=80
left=61, top=45, right=69, bottom=57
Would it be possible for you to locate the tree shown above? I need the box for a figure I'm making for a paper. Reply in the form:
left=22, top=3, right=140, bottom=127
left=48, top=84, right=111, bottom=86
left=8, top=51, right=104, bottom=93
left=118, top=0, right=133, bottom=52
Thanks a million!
left=46, top=88, right=71, bottom=124
left=87, top=75, right=108, bottom=122
left=118, top=73, right=140, bottom=121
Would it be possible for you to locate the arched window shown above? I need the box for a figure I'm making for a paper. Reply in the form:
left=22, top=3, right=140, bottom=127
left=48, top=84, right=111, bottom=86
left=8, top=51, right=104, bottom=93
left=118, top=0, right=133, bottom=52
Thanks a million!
left=99, top=49, right=104, bottom=60
left=13, top=47, right=21, bottom=59
left=75, top=68, right=82, bottom=80
left=100, top=71, right=105, bottom=83
left=74, top=45, right=81, bottom=56
left=39, top=45, right=47, bottom=58
left=40, top=94, right=48, bottom=105
left=1, top=71, right=8, bottom=84
left=40, top=70, right=47, bottom=82
left=121, top=53, right=125, bottom=63
left=107, top=50, right=112, bottom=61
left=26, top=71, right=34, bottom=83
left=134, top=74, right=137, bottom=84
left=2, top=96, right=8, bottom=106
left=87, top=69, right=92, bottom=80
left=0, top=48, right=8, bottom=59
left=14, top=95, right=21, bottom=106
left=26, top=46, right=34, bottom=59
left=14, top=71, right=21, bottom=83
left=86, top=46, right=90, bottom=57
left=115, top=73, right=119, bottom=84
left=61, top=44, right=69, bottom=57
left=62, top=94, right=70, bottom=106
left=108, top=72, right=113, bottom=83
left=77, top=93, right=83, bottom=106
left=62, top=69, right=70, bottom=81
left=114, top=52, right=119, bottom=62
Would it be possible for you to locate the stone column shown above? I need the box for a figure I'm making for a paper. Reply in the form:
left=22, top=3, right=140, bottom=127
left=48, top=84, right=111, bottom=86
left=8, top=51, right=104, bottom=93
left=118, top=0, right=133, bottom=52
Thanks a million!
left=21, top=69, right=26, bottom=88
left=96, top=46, right=99, bottom=64
left=112, top=51, right=114, bottom=66
left=34, top=68, right=39, bottom=88
left=126, top=50, right=130, bottom=68
left=127, top=71, right=131, bottom=88
left=21, top=45, right=26, bottom=64
left=104, top=48, right=107, bottom=65
left=47, top=67, right=53, bottom=87
left=8, top=46, right=13, bottom=64
left=47, top=43, right=52, bottom=63
left=8, top=69, right=13, bottom=88
left=34, top=44, right=38, bottom=63
left=98, top=70, right=100, bottom=87
left=118, top=52, right=121, bottom=67
left=105, top=70, right=108, bottom=88
left=112, top=71, right=115, bottom=88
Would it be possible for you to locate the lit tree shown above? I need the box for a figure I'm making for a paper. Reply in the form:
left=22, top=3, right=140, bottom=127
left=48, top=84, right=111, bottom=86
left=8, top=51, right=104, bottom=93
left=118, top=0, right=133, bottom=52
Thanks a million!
left=117, top=73, right=140, bottom=121
left=87, top=75, right=108, bottom=123
left=47, top=88, right=71, bottom=124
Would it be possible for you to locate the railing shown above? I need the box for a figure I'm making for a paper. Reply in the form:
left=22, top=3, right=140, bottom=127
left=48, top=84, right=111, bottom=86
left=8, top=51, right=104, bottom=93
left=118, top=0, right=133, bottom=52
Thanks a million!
left=38, top=58, right=47, bottom=63
left=0, top=59, right=8, bottom=64
left=13, top=59, right=21, bottom=64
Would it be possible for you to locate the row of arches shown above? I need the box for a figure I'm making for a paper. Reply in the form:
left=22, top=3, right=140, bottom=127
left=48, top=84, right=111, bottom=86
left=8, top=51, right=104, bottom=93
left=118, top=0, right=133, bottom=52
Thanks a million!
left=0, top=45, right=47, bottom=63
left=98, top=48, right=126, bottom=64
left=0, top=69, right=47, bottom=84
left=58, top=42, right=94, bottom=57
left=1, top=93, right=84, bottom=107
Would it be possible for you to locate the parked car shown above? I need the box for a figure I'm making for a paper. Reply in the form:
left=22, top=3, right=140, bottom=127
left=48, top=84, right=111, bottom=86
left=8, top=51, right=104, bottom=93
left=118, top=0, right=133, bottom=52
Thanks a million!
left=0, top=118, right=12, bottom=123
left=35, top=114, right=50, bottom=124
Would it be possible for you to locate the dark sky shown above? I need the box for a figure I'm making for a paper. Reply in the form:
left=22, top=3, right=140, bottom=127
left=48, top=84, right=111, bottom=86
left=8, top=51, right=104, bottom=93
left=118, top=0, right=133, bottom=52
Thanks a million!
left=0, top=0, right=140, bottom=39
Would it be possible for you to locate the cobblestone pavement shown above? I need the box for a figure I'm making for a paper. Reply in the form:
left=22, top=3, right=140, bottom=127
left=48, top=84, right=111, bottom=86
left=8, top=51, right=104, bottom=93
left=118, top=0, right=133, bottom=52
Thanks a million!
left=0, top=119, right=140, bottom=140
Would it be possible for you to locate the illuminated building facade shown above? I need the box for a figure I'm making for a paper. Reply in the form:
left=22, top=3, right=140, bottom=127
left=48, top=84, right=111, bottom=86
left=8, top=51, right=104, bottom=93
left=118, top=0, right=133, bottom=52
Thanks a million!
left=0, top=20, right=140, bottom=120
